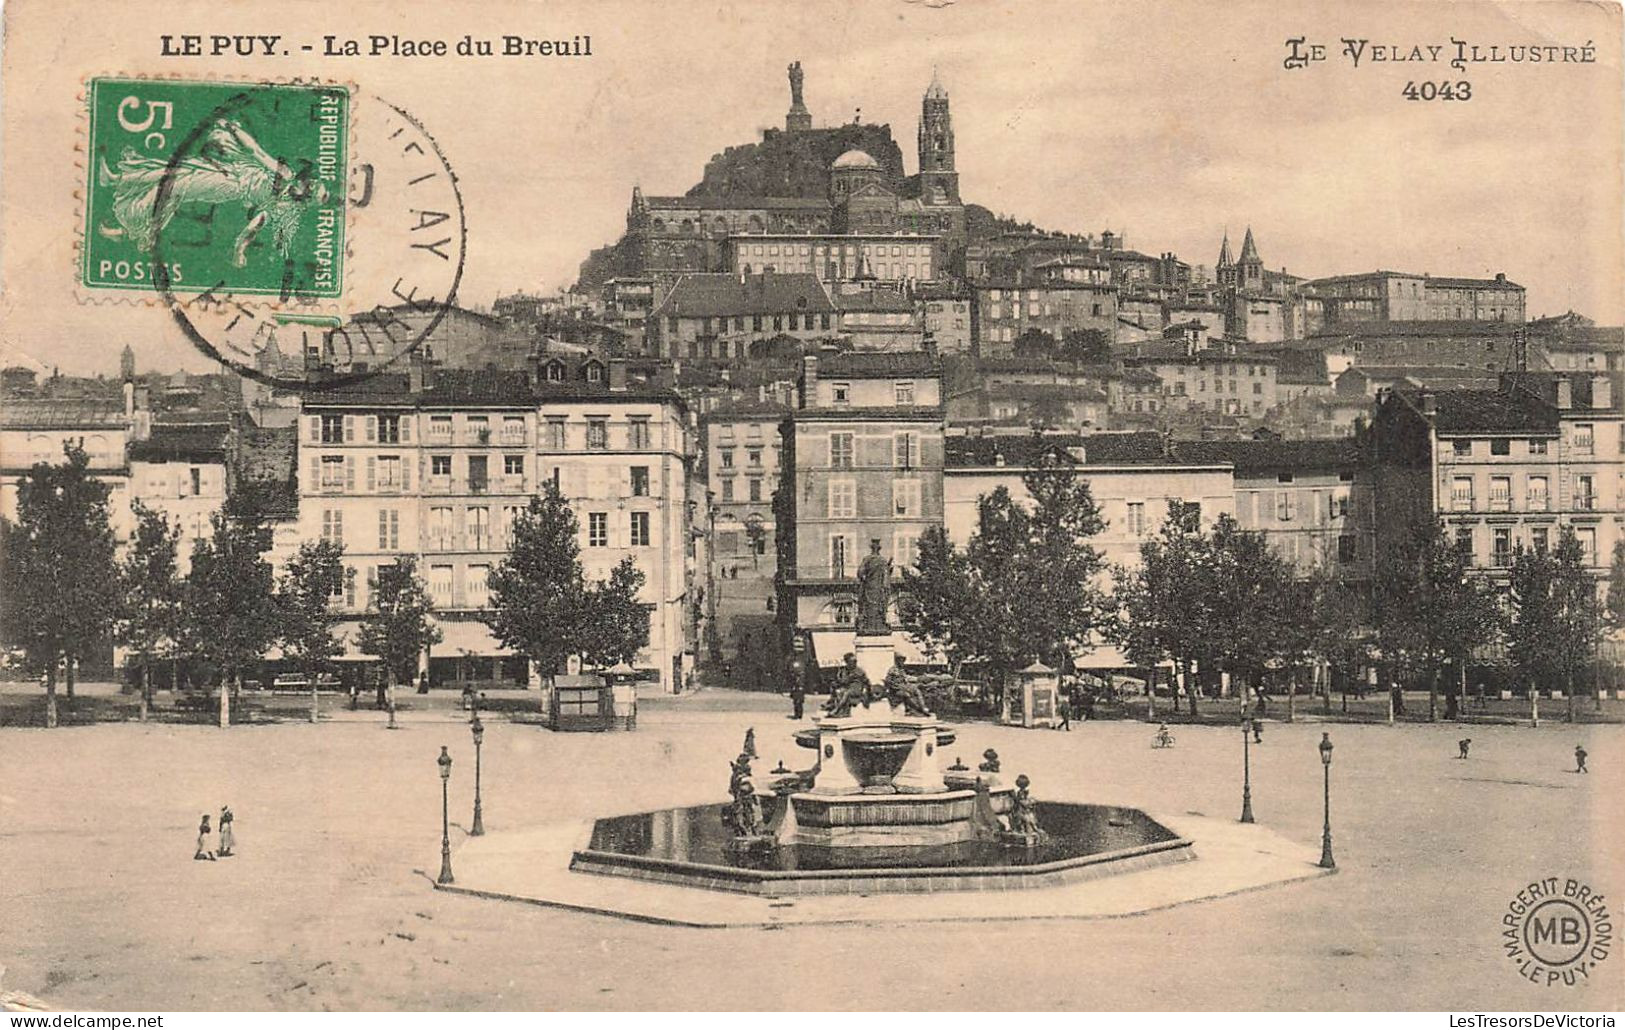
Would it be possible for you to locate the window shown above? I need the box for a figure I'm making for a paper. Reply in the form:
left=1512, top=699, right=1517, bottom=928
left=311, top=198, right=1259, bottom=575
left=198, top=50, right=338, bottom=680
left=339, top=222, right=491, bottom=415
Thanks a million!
left=1577, top=474, right=1596, bottom=510
left=1454, top=527, right=1474, bottom=556
left=832, top=383, right=850, bottom=406
left=345, top=565, right=358, bottom=609
left=830, top=433, right=854, bottom=469
left=1276, top=491, right=1296, bottom=522
left=1492, top=528, right=1512, bottom=566
left=830, top=535, right=850, bottom=579
left=895, top=381, right=915, bottom=405
left=720, top=447, right=735, bottom=469
left=1527, top=475, right=1549, bottom=511
left=466, top=507, right=490, bottom=548
left=429, top=506, right=453, bottom=545
left=320, top=455, right=346, bottom=488
left=1574, top=424, right=1594, bottom=455
left=629, top=418, right=651, bottom=449
left=894, top=531, right=920, bottom=570
left=629, top=511, right=650, bottom=547
left=1252, top=382, right=1262, bottom=395
left=631, top=466, right=650, bottom=496
left=1278, top=473, right=1294, bottom=484
left=1576, top=527, right=1597, bottom=565
left=501, top=416, right=525, bottom=443
left=586, top=418, right=608, bottom=450
left=748, top=478, right=762, bottom=502
left=377, top=455, right=402, bottom=490
left=431, top=454, right=452, bottom=478
left=1491, top=438, right=1510, bottom=456
left=1489, top=476, right=1511, bottom=511
left=429, top=415, right=452, bottom=439
left=829, top=480, right=856, bottom=518
left=377, top=509, right=399, bottom=550
left=377, top=414, right=401, bottom=444
left=321, top=509, right=343, bottom=545
left=588, top=512, right=608, bottom=547
left=1126, top=501, right=1146, bottom=536
left=720, top=478, right=734, bottom=502
left=545, top=417, right=566, bottom=449
left=747, top=447, right=762, bottom=467
left=894, top=431, right=919, bottom=469
left=1451, top=476, right=1474, bottom=511
left=467, top=565, right=490, bottom=609
left=893, top=479, right=921, bottom=517
left=189, top=467, right=202, bottom=496
left=468, top=455, right=489, bottom=494
left=1529, top=439, right=1548, bottom=455
left=430, top=564, right=453, bottom=604
left=499, top=454, right=523, bottom=479
left=1332, top=490, right=1351, bottom=519
left=1338, top=535, right=1357, bottom=563
left=1452, top=440, right=1471, bottom=457
left=1530, top=526, right=1549, bottom=552
left=321, top=414, right=344, bottom=444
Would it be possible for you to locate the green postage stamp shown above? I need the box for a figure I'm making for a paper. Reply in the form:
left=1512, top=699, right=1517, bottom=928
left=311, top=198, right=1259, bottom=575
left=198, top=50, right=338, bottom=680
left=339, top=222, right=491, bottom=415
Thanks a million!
left=82, top=77, right=348, bottom=298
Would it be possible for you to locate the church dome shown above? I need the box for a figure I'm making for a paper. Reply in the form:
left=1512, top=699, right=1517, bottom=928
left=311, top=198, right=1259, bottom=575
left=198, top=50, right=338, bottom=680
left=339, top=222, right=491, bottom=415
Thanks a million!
left=832, top=149, right=880, bottom=171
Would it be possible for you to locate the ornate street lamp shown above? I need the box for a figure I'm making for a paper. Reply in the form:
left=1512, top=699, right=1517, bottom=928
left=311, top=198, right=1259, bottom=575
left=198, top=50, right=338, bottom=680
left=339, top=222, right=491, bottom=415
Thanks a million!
left=1318, top=732, right=1336, bottom=869
left=437, top=746, right=455, bottom=884
left=1240, top=711, right=1255, bottom=823
left=470, top=715, right=486, bottom=837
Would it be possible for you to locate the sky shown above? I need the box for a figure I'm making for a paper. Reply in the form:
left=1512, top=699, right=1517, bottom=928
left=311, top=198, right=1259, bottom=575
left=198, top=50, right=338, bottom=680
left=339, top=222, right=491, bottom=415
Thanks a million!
left=1, top=0, right=1621, bottom=375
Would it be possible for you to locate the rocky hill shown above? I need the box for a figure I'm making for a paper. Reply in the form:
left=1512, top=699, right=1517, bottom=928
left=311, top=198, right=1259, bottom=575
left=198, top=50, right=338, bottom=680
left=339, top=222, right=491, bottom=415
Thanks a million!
left=688, top=124, right=907, bottom=199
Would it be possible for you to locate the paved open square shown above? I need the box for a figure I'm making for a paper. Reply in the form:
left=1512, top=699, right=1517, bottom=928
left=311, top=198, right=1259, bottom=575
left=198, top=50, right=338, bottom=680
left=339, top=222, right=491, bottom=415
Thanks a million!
left=3, top=690, right=1619, bottom=1011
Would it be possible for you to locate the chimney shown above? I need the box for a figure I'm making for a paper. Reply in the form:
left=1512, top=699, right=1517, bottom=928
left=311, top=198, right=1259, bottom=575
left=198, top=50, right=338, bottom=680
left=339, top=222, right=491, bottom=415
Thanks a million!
left=408, top=348, right=436, bottom=394
left=123, top=379, right=135, bottom=418
left=1556, top=378, right=1572, bottom=409
left=608, top=357, right=628, bottom=391
left=801, top=354, right=818, bottom=409
left=1419, top=392, right=1436, bottom=417
left=1591, top=374, right=1611, bottom=411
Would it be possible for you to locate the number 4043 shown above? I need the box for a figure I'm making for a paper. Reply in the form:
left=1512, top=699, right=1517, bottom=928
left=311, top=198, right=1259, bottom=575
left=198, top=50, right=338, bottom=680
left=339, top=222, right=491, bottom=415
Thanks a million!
left=1403, top=81, right=1472, bottom=101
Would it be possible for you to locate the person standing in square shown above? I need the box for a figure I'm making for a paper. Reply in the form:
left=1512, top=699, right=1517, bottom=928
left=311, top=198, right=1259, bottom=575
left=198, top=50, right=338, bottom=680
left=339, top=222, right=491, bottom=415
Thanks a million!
left=217, top=805, right=235, bottom=857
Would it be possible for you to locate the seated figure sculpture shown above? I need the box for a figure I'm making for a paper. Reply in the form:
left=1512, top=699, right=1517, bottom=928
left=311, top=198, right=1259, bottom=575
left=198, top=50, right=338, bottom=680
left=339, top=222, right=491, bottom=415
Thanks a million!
left=882, top=655, right=932, bottom=717
left=822, top=653, right=874, bottom=718
left=1006, top=773, right=1047, bottom=845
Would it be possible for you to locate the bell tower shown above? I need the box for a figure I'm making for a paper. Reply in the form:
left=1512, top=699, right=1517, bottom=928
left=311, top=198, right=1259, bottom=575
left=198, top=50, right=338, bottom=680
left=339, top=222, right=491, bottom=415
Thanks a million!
left=917, top=68, right=959, bottom=206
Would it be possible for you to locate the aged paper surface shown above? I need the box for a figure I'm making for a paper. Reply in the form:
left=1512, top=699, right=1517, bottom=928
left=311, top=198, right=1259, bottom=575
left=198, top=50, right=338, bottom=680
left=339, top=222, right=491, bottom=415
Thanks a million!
left=0, top=0, right=1622, bottom=1014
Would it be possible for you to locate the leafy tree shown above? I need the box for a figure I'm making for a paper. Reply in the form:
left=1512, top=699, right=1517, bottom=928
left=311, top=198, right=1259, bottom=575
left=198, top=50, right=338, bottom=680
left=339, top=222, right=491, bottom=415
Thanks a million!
left=1606, top=539, right=1625, bottom=631
left=1111, top=500, right=1213, bottom=716
left=1506, top=529, right=1605, bottom=715
left=1373, top=515, right=1501, bottom=720
left=898, top=451, right=1107, bottom=703
left=1011, top=328, right=1057, bottom=358
left=1305, top=565, right=1373, bottom=709
left=1059, top=329, right=1112, bottom=365
left=186, top=490, right=279, bottom=723
left=358, top=556, right=441, bottom=707
left=117, top=500, right=184, bottom=722
left=484, top=484, right=587, bottom=687
left=1204, top=514, right=1299, bottom=698
left=580, top=556, right=650, bottom=669
left=276, top=539, right=347, bottom=722
left=3, top=443, right=121, bottom=727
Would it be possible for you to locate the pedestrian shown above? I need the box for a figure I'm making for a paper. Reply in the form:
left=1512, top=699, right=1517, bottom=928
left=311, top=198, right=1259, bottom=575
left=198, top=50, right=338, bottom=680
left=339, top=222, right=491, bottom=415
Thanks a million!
left=194, top=814, right=217, bottom=861
left=788, top=643, right=806, bottom=720
left=1081, top=690, right=1096, bottom=722
left=1252, top=715, right=1263, bottom=745
left=1576, top=744, right=1588, bottom=774
left=374, top=674, right=387, bottom=711
left=1056, top=693, right=1072, bottom=731
left=1457, top=738, right=1472, bottom=759
left=416, top=671, right=430, bottom=695
left=348, top=678, right=359, bottom=711
left=217, top=805, right=235, bottom=858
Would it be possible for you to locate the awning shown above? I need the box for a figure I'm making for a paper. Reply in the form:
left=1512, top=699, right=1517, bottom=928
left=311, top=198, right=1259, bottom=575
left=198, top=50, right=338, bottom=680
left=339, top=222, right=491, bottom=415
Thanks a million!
left=432, top=618, right=514, bottom=658
left=807, top=630, right=947, bottom=669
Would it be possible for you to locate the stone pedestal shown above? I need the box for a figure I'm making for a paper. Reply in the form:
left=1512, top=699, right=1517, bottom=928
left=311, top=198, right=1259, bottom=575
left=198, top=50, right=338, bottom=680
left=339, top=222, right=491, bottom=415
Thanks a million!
left=853, top=633, right=895, bottom=685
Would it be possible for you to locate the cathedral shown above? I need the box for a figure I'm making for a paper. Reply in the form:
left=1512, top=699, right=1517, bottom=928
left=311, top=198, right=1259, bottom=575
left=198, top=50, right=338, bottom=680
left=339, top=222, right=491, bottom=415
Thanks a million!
left=615, top=64, right=967, bottom=281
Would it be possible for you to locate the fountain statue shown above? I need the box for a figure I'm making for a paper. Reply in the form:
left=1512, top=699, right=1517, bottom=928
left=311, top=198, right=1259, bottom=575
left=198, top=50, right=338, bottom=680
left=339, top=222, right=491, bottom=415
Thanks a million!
left=854, top=538, right=891, bottom=636
left=823, top=653, right=874, bottom=717
left=723, top=750, right=768, bottom=844
left=882, top=654, right=932, bottom=717
left=1003, top=773, right=1048, bottom=846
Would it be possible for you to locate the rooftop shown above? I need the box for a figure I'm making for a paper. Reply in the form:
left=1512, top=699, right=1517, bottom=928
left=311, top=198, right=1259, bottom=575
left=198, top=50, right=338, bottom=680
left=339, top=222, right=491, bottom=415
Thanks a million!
left=946, top=431, right=1171, bottom=469
left=653, top=272, right=836, bottom=319
left=1172, top=437, right=1362, bottom=472
left=812, top=351, right=939, bottom=378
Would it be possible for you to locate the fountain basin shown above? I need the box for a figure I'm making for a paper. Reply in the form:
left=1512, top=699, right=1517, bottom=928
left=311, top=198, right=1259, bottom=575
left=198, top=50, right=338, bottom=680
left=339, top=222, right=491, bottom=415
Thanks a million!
left=570, top=801, right=1193, bottom=897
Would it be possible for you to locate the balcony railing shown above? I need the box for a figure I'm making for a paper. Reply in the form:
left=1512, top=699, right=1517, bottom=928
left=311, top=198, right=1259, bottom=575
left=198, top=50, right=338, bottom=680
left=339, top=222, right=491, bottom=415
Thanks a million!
left=1487, top=495, right=1511, bottom=512
left=1575, top=494, right=1597, bottom=511
left=1492, top=550, right=1514, bottom=568
left=1451, top=495, right=1474, bottom=512
left=422, top=533, right=510, bottom=553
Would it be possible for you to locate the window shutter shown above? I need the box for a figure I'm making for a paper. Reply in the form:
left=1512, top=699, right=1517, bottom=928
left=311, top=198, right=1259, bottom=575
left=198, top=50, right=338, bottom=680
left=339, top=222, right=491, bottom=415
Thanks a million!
left=402, top=456, right=412, bottom=491
left=401, top=417, right=412, bottom=443
left=366, top=416, right=377, bottom=442
left=307, top=416, right=320, bottom=443
left=345, top=456, right=355, bottom=491
left=343, top=416, right=355, bottom=443
left=379, top=510, right=388, bottom=549
left=366, top=457, right=376, bottom=492
left=308, top=455, right=320, bottom=492
left=334, top=510, right=344, bottom=544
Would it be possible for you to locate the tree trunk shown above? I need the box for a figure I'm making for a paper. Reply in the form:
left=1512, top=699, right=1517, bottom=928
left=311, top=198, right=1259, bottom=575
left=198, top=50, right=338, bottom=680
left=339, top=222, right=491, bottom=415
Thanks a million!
left=1566, top=671, right=1575, bottom=723
left=1458, top=665, right=1468, bottom=722
left=218, top=675, right=232, bottom=728
left=1287, top=671, right=1297, bottom=723
left=1427, top=667, right=1438, bottom=722
left=310, top=664, right=319, bottom=725
left=1185, top=661, right=1198, bottom=718
left=44, top=669, right=58, bottom=729
left=171, top=659, right=179, bottom=694
left=139, top=664, right=151, bottom=723
left=1530, top=684, right=1539, bottom=728
left=65, top=659, right=76, bottom=702
left=1145, top=668, right=1156, bottom=720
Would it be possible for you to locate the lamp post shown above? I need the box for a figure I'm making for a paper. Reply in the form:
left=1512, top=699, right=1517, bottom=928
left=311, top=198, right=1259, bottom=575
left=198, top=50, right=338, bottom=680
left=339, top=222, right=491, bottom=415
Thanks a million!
left=436, top=746, right=454, bottom=884
left=1240, top=712, right=1255, bottom=824
left=1318, top=732, right=1336, bottom=869
left=470, top=715, right=486, bottom=837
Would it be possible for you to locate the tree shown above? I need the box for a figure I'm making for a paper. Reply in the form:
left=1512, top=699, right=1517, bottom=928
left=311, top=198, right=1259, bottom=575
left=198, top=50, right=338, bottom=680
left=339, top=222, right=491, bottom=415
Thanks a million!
left=1374, top=516, right=1501, bottom=721
left=276, top=539, right=347, bottom=722
left=1011, top=328, right=1057, bottom=358
left=1110, top=500, right=1213, bottom=717
left=1059, top=328, right=1112, bottom=365
left=1305, top=565, right=1373, bottom=711
left=1606, top=539, right=1625, bottom=631
left=580, top=556, right=650, bottom=669
left=357, top=557, right=441, bottom=709
left=898, top=450, right=1107, bottom=703
left=1506, top=529, right=1604, bottom=717
left=1204, top=514, right=1300, bottom=699
left=117, top=500, right=184, bottom=722
left=185, top=490, right=280, bottom=724
left=3, top=443, right=121, bottom=727
left=484, top=484, right=587, bottom=687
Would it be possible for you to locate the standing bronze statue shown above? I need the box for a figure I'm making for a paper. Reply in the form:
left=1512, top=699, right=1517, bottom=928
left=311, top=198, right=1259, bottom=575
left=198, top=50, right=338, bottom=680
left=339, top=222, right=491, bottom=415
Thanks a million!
left=854, top=538, right=892, bottom=636
left=788, top=61, right=805, bottom=107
